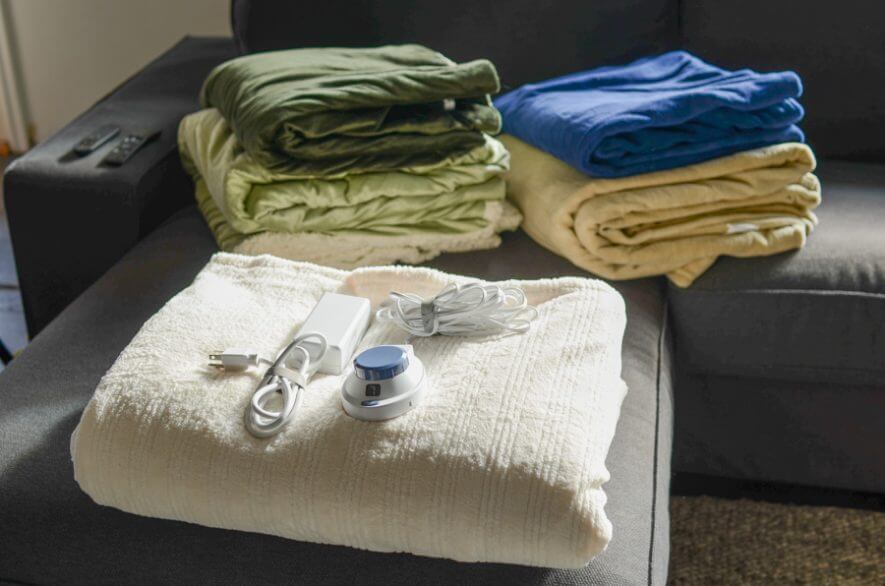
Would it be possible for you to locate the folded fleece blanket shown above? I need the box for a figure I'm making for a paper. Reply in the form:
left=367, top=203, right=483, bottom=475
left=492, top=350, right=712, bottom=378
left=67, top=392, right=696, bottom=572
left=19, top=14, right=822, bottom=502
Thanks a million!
left=179, top=108, right=521, bottom=267
left=71, top=254, right=629, bottom=568
left=502, top=135, right=821, bottom=286
left=495, top=51, right=805, bottom=178
left=200, top=45, right=502, bottom=175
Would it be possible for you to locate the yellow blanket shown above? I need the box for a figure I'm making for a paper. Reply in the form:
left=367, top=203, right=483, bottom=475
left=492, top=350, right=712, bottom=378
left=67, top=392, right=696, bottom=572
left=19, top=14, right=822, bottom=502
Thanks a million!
left=501, top=136, right=821, bottom=286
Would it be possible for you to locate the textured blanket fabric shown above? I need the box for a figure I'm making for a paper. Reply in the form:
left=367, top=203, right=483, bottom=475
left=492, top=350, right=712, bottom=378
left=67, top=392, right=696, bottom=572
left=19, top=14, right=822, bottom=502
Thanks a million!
left=495, top=51, right=804, bottom=178
left=502, top=135, right=821, bottom=286
left=179, top=108, right=511, bottom=237
left=194, top=179, right=522, bottom=267
left=179, top=108, right=521, bottom=267
left=71, top=254, right=628, bottom=568
left=200, top=45, right=501, bottom=175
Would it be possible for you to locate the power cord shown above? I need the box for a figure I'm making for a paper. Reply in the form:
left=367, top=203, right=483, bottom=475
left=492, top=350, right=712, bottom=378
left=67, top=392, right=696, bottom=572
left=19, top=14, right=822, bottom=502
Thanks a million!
left=376, top=282, right=538, bottom=337
left=210, top=283, right=536, bottom=437
left=211, top=332, right=328, bottom=438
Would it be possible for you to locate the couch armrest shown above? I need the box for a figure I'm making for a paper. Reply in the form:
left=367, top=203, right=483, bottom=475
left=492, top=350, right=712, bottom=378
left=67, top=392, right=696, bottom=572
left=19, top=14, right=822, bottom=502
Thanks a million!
left=4, top=36, right=236, bottom=337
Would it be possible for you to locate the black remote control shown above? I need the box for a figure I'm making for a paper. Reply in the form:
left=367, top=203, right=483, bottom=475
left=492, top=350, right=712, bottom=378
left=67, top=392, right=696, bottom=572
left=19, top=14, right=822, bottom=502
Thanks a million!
left=101, top=130, right=161, bottom=166
left=73, top=124, right=120, bottom=156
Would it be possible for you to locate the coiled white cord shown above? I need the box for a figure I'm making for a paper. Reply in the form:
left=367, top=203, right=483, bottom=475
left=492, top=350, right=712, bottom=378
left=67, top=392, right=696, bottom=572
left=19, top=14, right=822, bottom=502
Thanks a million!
left=243, top=332, right=327, bottom=438
left=376, top=282, right=538, bottom=337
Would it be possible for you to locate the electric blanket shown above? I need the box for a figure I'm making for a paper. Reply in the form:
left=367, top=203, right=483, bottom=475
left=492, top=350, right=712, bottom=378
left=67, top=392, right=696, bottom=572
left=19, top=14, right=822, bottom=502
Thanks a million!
left=495, top=51, right=805, bottom=178
left=200, top=45, right=501, bottom=175
left=502, top=135, right=821, bottom=286
left=71, top=254, right=628, bottom=568
left=179, top=108, right=520, bottom=267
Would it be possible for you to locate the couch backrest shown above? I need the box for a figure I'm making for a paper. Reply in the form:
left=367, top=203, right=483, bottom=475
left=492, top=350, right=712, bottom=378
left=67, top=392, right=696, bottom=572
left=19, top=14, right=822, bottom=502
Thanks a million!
left=681, top=0, right=885, bottom=162
left=231, top=0, right=885, bottom=162
left=230, top=0, right=679, bottom=89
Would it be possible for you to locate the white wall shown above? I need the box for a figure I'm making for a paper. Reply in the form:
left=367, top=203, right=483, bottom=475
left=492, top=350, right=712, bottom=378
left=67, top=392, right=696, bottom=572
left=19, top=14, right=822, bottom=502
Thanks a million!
left=3, top=0, right=230, bottom=144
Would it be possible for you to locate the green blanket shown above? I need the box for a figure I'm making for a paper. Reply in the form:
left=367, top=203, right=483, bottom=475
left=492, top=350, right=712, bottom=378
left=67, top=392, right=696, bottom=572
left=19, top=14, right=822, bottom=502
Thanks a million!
left=199, top=45, right=502, bottom=175
left=179, top=108, right=510, bottom=249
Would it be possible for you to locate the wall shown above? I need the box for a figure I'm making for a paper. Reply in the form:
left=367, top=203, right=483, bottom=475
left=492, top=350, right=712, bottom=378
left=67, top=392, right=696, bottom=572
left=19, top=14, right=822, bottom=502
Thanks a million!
left=2, top=0, right=230, bottom=144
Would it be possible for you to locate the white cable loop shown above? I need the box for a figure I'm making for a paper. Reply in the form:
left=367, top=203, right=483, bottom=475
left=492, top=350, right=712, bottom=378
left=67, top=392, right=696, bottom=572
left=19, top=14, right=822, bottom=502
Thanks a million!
left=376, top=282, right=538, bottom=337
left=244, top=332, right=327, bottom=438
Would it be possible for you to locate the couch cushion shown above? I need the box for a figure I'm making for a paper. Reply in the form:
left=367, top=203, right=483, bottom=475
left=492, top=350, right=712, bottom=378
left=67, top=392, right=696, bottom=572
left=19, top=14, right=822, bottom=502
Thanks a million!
left=230, top=0, right=679, bottom=89
left=0, top=206, right=672, bottom=584
left=668, top=160, right=885, bottom=387
left=674, top=372, right=885, bottom=493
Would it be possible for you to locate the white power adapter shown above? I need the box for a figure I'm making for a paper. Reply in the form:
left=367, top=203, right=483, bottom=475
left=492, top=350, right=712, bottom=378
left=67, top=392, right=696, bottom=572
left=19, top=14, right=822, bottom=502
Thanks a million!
left=295, top=292, right=371, bottom=375
left=211, top=292, right=371, bottom=438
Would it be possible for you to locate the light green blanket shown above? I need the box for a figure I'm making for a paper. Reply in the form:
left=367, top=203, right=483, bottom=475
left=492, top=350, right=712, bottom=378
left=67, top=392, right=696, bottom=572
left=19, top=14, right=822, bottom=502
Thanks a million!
left=199, top=45, right=501, bottom=175
left=179, top=108, right=512, bottom=251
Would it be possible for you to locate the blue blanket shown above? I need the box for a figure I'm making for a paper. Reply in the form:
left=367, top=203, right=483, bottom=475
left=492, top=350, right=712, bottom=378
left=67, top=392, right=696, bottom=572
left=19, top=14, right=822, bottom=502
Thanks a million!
left=494, top=51, right=805, bottom=178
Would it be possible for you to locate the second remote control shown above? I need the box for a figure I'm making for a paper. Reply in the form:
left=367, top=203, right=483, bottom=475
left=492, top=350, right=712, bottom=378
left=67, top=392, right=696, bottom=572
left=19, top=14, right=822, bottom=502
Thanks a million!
left=102, top=130, right=160, bottom=166
left=73, top=124, right=120, bottom=156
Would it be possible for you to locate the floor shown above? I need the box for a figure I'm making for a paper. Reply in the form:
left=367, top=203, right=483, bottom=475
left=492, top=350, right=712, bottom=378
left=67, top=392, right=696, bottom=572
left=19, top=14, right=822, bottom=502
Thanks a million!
left=0, top=156, right=28, bottom=372
left=670, top=455, right=884, bottom=581
left=669, top=493, right=884, bottom=584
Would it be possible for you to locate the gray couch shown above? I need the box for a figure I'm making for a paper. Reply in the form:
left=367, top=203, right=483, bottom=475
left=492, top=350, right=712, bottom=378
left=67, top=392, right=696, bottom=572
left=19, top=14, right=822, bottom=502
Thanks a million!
left=1, top=1, right=882, bottom=583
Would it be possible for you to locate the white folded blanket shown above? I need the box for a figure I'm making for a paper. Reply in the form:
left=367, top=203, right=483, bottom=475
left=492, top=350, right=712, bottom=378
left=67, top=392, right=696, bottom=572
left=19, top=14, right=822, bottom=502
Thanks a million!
left=71, top=253, right=628, bottom=568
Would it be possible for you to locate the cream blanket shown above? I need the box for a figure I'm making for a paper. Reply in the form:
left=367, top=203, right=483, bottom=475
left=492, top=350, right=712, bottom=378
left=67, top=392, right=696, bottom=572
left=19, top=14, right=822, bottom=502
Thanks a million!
left=502, top=136, right=821, bottom=286
left=71, top=254, right=628, bottom=568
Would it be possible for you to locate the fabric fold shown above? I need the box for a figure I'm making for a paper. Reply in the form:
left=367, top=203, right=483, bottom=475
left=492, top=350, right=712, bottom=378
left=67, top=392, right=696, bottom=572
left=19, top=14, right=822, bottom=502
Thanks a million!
left=501, top=135, right=821, bottom=286
left=194, top=179, right=522, bottom=268
left=200, top=45, right=502, bottom=174
left=179, top=108, right=520, bottom=268
left=495, top=51, right=804, bottom=178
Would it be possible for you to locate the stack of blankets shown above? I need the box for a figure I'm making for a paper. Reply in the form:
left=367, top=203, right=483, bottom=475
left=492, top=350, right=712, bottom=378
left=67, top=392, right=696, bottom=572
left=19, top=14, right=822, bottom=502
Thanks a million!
left=179, top=45, right=520, bottom=268
left=495, top=51, right=821, bottom=286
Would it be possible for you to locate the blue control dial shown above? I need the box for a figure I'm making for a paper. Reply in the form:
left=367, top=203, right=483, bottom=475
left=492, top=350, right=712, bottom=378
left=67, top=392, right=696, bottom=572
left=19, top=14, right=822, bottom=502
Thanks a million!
left=353, top=345, right=410, bottom=381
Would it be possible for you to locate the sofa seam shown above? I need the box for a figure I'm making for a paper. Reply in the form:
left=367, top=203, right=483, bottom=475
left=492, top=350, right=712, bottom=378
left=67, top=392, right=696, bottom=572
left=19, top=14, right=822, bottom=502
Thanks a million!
left=648, top=299, right=667, bottom=585
left=675, top=288, right=885, bottom=299
left=684, top=361, right=884, bottom=376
